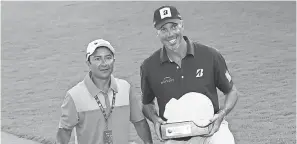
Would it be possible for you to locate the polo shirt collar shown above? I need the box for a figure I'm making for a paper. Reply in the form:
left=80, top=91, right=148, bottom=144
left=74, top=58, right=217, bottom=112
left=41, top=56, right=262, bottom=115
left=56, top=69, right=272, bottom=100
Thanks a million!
left=160, top=36, right=194, bottom=64
left=84, top=72, right=118, bottom=97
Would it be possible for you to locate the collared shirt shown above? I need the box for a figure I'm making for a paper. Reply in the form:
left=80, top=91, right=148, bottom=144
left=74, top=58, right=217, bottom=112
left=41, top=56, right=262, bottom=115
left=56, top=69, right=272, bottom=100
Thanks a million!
left=140, top=36, right=234, bottom=120
left=58, top=72, right=144, bottom=144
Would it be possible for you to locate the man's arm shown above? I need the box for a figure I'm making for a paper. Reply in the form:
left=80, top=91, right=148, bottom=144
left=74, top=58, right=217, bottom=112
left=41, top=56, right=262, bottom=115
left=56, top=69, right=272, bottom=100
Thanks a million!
left=140, top=63, right=160, bottom=124
left=56, top=93, right=78, bottom=144
left=143, top=102, right=166, bottom=141
left=214, top=50, right=239, bottom=116
left=132, top=119, right=153, bottom=144
left=204, top=49, right=239, bottom=136
left=142, top=102, right=160, bottom=124
left=56, top=128, right=72, bottom=144
left=129, top=86, right=153, bottom=144
left=219, top=85, right=238, bottom=117
left=140, top=63, right=166, bottom=141
left=205, top=84, right=238, bottom=136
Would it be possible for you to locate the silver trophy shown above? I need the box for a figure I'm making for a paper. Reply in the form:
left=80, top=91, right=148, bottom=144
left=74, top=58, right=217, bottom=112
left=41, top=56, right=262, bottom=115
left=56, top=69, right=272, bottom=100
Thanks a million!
left=160, top=92, right=214, bottom=140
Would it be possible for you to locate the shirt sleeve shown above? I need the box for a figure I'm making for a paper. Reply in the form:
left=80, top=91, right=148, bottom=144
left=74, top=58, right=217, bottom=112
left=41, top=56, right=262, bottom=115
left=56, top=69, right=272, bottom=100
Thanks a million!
left=58, top=92, right=79, bottom=130
left=214, top=50, right=234, bottom=94
left=140, top=64, right=155, bottom=104
left=129, top=88, right=145, bottom=123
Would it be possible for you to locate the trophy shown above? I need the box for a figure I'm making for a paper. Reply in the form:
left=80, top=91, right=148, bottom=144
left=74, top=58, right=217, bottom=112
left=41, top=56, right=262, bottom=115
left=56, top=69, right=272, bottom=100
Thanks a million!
left=160, top=92, right=214, bottom=140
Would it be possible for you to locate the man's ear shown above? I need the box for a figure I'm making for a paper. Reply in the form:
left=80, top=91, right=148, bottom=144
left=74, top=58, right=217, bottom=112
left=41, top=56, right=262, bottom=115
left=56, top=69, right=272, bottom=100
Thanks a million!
left=86, top=60, right=91, bottom=67
left=179, top=20, right=184, bottom=30
left=156, top=30, right=160, bottom=37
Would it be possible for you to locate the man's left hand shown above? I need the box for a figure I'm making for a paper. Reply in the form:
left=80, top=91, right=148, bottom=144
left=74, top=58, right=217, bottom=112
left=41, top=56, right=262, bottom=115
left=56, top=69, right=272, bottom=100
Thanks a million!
left=202, top=111, right=225, bottom=137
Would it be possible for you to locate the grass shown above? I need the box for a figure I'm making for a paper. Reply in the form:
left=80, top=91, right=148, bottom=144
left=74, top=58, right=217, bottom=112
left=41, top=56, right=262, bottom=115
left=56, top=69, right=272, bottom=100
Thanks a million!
left=1, top=1, right=296, bottom=144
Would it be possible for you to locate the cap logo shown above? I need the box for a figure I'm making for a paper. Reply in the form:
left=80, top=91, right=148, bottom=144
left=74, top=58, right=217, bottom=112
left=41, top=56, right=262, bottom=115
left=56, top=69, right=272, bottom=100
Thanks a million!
left=159, top=7, right=172, bottom=19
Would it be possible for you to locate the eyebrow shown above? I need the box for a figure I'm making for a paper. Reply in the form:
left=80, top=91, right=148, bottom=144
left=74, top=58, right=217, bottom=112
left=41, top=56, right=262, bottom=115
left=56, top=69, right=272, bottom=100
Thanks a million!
left=160, top=23, right=179, bottom=29
left=92, top=54, right=112, bottom=57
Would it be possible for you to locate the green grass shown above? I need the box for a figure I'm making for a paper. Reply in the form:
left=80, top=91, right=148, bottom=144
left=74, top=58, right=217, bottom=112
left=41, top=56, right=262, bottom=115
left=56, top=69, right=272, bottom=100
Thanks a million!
left=1, top=1, right=296, bottom=144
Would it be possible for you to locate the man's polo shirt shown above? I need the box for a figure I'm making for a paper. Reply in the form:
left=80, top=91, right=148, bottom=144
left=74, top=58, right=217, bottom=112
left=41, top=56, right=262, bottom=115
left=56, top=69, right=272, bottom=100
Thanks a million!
left=140, top=36, right=234, bottom=120
left=58, top=72, right=144, bottom=144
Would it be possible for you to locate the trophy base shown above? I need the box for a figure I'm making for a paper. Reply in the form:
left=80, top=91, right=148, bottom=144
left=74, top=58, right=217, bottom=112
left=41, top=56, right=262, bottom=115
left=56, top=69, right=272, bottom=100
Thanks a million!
left=160, top=121, right=209, bottom=140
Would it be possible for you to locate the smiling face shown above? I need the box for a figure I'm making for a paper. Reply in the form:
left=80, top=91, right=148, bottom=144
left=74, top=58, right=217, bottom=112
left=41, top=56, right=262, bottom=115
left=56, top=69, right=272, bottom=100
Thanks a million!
left=157, top=20, right=184, bottom=52
left=87, top=46, right=115, bottom=80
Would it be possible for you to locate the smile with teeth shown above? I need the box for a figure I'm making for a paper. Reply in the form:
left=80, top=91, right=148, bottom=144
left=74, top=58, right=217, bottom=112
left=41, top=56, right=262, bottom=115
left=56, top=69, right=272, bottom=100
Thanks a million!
left=169, top=39, right=177, bottom=44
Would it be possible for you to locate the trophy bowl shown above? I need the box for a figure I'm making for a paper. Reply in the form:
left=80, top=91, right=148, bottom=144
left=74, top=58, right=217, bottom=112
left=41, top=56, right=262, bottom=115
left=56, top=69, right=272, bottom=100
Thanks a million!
left=160, top=92, right=214, bottom=140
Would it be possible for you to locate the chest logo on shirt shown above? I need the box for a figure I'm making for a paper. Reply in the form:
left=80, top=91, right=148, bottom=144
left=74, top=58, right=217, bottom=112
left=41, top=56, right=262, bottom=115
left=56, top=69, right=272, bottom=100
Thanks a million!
left=196, top=69, right=204, bottom=77
left=161, top=77, right=175, bottom=84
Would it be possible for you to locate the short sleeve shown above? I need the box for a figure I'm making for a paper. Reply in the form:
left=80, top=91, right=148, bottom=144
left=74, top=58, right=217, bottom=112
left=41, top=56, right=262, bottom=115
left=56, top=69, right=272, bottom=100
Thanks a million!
left=58, top=92, right=79, bottom=130
left=140, top=64, right=155, bottom=104
left=129, top=88, right=145, bottom=123
left=214, top=50, right=234, bottom=94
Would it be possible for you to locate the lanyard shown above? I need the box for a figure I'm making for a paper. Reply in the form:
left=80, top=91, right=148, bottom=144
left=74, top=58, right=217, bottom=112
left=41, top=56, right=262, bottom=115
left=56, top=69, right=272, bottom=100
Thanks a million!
left=94, top=91, right=116, bottom=129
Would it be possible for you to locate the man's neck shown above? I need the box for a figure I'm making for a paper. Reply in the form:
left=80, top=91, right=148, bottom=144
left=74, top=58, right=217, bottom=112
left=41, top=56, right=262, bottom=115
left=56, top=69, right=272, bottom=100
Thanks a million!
left=90, top=73, right=111, bottom=93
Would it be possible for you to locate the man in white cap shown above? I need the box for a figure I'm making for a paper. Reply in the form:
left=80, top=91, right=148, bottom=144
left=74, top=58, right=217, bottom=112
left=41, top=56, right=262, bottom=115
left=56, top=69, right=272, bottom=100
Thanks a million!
left=140, top=5, right=239, bottom=144
left=56, top=39, right=153, bottom=144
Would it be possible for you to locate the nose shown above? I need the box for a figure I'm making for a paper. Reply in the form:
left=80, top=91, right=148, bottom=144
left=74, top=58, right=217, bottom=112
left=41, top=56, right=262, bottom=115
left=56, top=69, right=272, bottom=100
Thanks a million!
left=167, top=30, right=174, bottom=37
left=96, top=59, right=108, bottom=67
left=101, top=60, right=108, bottom=66
left=99, top=63, right=108, bottom=70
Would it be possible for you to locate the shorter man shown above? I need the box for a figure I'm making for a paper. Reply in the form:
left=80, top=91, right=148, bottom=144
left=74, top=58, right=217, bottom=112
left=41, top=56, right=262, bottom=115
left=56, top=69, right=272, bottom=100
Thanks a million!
left=56, top=39, right=152, bottom=144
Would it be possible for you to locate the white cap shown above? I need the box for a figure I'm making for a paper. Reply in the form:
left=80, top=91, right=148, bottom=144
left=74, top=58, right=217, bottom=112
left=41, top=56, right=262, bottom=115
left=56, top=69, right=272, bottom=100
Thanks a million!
left=86, top=39, right=115, bottom=61
left=164, top=92, right=214, bottom=127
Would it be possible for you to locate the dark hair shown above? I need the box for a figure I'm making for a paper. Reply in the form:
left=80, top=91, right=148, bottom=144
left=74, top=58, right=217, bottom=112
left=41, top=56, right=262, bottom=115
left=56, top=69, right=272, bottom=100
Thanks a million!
left=88, top=57, right=91, bottom=63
